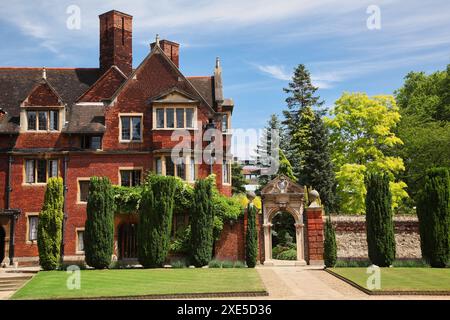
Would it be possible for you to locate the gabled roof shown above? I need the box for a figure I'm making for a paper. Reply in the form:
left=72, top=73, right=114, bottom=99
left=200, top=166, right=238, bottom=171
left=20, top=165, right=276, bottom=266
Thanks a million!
left=148, top=87, right=199, bottom=104
left=21, top=77, right=64, bottom=107
left=261, top=174, right=305, bottom=195
left=108, top=45, right=217, bottom=117
left=77, top=65, right=127, bottom=102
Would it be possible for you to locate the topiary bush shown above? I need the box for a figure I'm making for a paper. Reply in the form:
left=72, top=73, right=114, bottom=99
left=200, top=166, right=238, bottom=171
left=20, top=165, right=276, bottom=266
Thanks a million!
left=277, top=248, right=297, bottom=260
left=323, top=216, right=337, bottom=267
left=84, top=177, right=115, bottom=269
left=365, top=172, right=396, bottom=267
left=37, top=177, right=64, bottom=270
left=245, top=203, right=258, bottom=268
left=417, top=167, right=450, bottom=268
left=190, top=179, right=214, bottom=267
left=138, top=174, right=177, bottom=268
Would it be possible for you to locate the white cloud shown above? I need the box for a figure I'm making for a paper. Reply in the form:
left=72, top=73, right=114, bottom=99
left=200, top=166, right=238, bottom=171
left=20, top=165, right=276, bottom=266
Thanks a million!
left=256, top=64, right=291, bottom=81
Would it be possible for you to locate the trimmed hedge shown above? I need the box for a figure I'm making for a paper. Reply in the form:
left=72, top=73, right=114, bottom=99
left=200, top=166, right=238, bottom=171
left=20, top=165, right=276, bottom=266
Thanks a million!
left=84, top=177, right=115, bottom=269
left=323, top=216, right=337, bottom=267
left=37, top=177, right=64, bottom=270
left=245, top=203, right=258, bottom=268
left=417, top=167, right=450, bottom=267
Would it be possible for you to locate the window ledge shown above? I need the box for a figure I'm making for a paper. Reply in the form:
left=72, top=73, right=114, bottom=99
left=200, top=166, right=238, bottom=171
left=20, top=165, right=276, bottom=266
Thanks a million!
left=26, top=240, right=38, bottom=245
left=22, top=183, right=47, bottom=187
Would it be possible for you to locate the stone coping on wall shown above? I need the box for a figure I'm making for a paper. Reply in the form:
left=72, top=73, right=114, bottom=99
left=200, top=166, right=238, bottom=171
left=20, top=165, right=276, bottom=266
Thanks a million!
left=326, top=215, right=419, bottom=233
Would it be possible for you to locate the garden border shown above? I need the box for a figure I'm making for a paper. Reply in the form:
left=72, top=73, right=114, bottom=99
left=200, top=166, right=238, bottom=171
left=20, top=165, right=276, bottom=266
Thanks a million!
left=325, top=268, right=450, bottom=296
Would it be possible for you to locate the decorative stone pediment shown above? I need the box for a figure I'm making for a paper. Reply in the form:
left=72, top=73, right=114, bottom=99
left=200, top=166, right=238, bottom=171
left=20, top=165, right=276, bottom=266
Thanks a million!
left=149, top=88, right=199, bottom=104
left=261, top=174, right=304, bottom=196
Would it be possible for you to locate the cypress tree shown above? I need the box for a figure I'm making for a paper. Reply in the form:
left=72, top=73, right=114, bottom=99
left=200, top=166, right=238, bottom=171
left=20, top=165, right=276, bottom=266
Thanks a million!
left=323, top=215, right=337, bottom=267
left=84, top=177, right=115, bottom=269
left=138, top=175, right=177, bottom=268
left=37, top=177, right=64, bottom=270
left=231, top=162, right=246, bottom=195
left=417, top=167, right=450, bottom=267
left=302, top=112, right=336, bottom=213
left=246, top=202, right=258, bottom=268
left=365, top=172, right=396, bottom=266
left=190, top=178, right=214, bottom=267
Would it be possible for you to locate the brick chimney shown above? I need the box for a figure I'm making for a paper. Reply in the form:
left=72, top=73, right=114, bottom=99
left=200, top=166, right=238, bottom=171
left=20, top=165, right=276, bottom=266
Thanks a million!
left=99, top=10, right=133, bottom=76
left=151, top=38, right=180, bottom=68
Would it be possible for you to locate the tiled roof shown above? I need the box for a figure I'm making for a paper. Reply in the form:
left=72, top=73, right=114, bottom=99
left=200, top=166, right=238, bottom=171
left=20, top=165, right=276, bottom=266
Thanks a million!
left=0, top=68, right=100, bottom=133
left=187, top=76, right=215, bottom=109
left=64, top=103, right=106, bottom=134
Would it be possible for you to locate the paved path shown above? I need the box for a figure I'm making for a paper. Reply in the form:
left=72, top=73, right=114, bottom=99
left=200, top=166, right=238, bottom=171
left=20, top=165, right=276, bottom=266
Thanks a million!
left=255, top=266, right=450, bottom=300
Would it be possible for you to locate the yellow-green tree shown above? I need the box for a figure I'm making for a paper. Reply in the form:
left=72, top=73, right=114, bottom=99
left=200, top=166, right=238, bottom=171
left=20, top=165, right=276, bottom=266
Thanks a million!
left=325, top=93, right=408, bottom=214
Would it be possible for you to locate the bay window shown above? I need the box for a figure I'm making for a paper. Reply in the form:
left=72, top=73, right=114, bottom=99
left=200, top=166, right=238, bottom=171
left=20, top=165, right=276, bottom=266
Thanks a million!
left=153, top=107, right=196, bottom=129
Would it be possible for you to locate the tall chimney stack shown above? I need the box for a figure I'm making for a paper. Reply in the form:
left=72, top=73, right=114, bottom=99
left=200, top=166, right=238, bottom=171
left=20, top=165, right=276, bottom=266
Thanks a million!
left=99, top=10, right=133, bottom=76
left=151, top=38, right=180, bottom=68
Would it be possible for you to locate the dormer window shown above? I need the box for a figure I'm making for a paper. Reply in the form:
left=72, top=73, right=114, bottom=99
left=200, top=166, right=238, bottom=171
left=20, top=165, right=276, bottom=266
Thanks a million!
left=26, top=110, right=59, bottom=131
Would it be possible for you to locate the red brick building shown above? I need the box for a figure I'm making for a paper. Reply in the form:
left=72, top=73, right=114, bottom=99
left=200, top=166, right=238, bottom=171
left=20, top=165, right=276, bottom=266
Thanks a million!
left=0, top=10, right=234, bottom=266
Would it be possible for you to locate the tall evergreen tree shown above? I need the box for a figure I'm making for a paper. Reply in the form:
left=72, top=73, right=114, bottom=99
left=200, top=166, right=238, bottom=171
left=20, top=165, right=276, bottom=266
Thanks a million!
left=37, top=177, right=64, bottom=270
left=417, top=167, right=450, bottom=267
left=302, top=112, right=336, bottom=213
left=282, top=64, right=324, bottom=181
left=246, top=201, right=258, bottom=268
left=231, top=162, right=246, bottom=194
left=84, top=177, right=115, bottom=269
left=138, top=174, right=177, bottom=268
left=323, top=216, right=337, bottom=268
left=365, top=172, right=396, bottom=267
left=190, top=179, right=214, bottom=267
left=278, top=149, right=297, bottom=182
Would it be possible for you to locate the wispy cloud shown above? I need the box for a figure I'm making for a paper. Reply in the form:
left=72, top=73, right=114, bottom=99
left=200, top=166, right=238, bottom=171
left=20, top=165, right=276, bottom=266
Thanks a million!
left=255, top=64, right=291, bottom=81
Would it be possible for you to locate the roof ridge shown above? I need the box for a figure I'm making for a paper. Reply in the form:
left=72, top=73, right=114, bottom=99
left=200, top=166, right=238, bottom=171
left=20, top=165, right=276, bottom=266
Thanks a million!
left=0, top=67, right=99, bottom=70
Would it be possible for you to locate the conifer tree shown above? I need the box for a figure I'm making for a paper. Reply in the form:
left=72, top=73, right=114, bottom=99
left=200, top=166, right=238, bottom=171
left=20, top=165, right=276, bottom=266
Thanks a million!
left=302, top=112, right=336, bottom=213
left=37, top=177, right=64, bottom=270
left=417, top=167, right=450, bottom=267
left=246, top=202, right=258, bottom=268
left=231, top=162, right=246, bottom=194
left=138, top=174, right=177, bottom=268
left=323, top=216, right=337, bottom=267
left=84, top=177, right=115, bottom=269
left=365, top=172, right=396, bottom=266
left=190, top=179, right=214, bottom=267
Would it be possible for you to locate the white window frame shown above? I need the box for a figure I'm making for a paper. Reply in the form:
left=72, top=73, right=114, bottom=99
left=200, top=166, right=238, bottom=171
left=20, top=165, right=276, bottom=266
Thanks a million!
left=222, top=160, right=231, bottom=185
left=119, top=113, right=143, bottom=143
left=23, top=159, right=59, bottom=185
left=76, top=228, right=85, bottom=254
left=26, top=213, right=39, bottom=244
left=152, top=106, right=197, bottom=130
left=118, top=167, right=144, bottom=187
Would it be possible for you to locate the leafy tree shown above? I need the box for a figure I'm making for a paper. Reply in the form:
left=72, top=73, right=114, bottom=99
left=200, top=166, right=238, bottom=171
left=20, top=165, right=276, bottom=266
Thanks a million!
left=84, top=177, right=115, bottom=269
left=231, top=162, right=246, bottom=194
left=417, top=168, right=450, bottom=268
left=37, top=177, right=64, bottom=270
left=394, top=66, right=450, bottom=200
left=323, top=216, right=337, bottom=267
left=365, top=172, right=396, bottom=267
left=278, top=149, right=297, bottom=182
left=282, top=64, right=323, bottom=181
left=325, top=93, right=408, bottom=214
left=190, top=178, right=214, bottom=267
left=138, top=174, right=177, bottom=268
left=302, top=112, right=336, bottom=213
left=246, top=202, right=258, bottom=268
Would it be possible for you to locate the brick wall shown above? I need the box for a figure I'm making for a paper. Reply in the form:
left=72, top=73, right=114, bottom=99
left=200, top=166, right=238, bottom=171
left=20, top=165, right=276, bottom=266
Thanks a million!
left=214, top=218, right=245, bottom=261
left=306, top=207, right=324, bottom=264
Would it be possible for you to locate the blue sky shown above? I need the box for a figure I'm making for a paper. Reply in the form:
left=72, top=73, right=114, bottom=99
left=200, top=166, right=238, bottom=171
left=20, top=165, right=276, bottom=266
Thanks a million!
left=1, top=0, right=449, bottom=158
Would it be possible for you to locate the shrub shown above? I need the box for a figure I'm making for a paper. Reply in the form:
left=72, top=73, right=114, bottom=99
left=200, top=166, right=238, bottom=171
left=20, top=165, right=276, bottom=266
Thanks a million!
left=169, top=225, right=191, bottom=254
left=365, top=172, right=396, bottom=267
left=84, top=177, right=115, bottom=269
left=221, top=260, right=235, bottom=268
left=392, top=259, right=430, bottom=268
left=234, top=261, right=246, bottom=268
left=208, top=259, right=223, bottom=268
left=417, top=167, right=450, bottom=268
left=37, top=177, right=64, bottom=271
left=277, top=248, right=297, bottom=260
left=323, top=216, right=337, bottom=267
left=246, top=203, right=258, bottom=268
left=171, top=259, right=188, bottom=268
left=138, top=174, right=177, bottom=268
left=334, top=259, right=371, bottom=268
left=190, top=179, right=214, bottom=267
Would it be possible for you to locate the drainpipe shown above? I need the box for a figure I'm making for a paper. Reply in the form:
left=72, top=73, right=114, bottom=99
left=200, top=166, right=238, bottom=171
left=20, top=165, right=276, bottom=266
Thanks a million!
left=6, top=155, right=12, bottom=209
left=60, top=155, right=69, bottom=263
left=7, top=155, right=16, bottom=266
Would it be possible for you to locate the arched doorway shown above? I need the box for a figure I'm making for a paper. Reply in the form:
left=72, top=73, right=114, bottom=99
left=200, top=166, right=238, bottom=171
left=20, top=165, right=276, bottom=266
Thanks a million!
left=261, top=175, right=306, bottom=266
left=0, top=226, right=5, bottom=264
left=271, top=211, right=297, bottom=260
left=118, top=223, right=137, bottom=260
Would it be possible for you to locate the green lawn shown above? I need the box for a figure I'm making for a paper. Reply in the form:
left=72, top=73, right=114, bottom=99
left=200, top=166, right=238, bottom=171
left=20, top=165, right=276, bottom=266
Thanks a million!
left=330, top=267, right=450, bottom=292
left=12, top=268, right=266, bottom=300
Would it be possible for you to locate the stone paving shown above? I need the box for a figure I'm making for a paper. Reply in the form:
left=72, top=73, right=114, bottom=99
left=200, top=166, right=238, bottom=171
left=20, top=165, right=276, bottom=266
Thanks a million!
left=254, top=266, right=450, bottom=300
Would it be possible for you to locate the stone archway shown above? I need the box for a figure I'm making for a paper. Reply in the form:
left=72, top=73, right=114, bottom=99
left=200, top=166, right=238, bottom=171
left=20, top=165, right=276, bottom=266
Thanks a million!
left=261, top=175, right=306, bottom=266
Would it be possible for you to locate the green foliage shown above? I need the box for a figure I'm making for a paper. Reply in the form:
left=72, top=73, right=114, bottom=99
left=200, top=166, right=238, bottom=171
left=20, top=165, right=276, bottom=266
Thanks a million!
left=171, top=259, right=188, bottom=268
left=190, top=179, right=214, bottom=267
left=365, top=172, right=396, bottom=267
left=277, top=248, right=297, bottom=260
left=231, top=163, right=246, bottom=195
left=394, top=66, right=450, bottom=201
left=323, top=216, right=337, bottom=267
left=169, top=225, right=191, bottom=254
left=208, top=259, right=223, bottom=268
left=84, top=177, right=115, bottom=269
left=302, top=113, right=336, bottom=213
left=282, top=65, right=324, bottom=180
left=278, top=149, right=297, bottom=182
left=334, top=259, right=371, bottom=268
left=326, top=93, right=408, bottom=214
left=246, top=203, right=258, bottom=268
left=37, top=177, right=64, bottom=270
left=112, top=185, right=143, bottom=213
left=391, top=259, right=430, bottom=268
left=138, top=174, right=177, bottom=268
left=207, top=260, right=247, bottom=268
left=417, top=168, right=450, bottom=268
